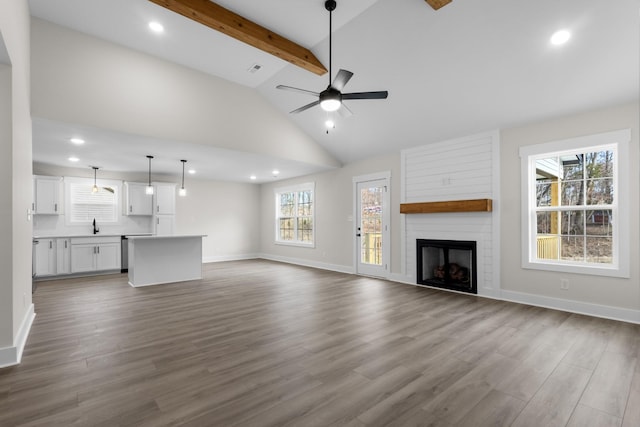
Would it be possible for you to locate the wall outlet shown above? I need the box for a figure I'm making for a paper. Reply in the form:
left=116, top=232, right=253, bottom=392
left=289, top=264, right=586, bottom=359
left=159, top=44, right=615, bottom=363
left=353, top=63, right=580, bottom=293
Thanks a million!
left=560, top=279, right=569, bottom=290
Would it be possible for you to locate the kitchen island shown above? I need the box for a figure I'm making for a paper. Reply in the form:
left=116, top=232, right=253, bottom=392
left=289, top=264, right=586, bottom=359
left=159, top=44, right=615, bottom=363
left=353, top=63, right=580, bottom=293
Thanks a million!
left=127, top=235, right=206, bottom=287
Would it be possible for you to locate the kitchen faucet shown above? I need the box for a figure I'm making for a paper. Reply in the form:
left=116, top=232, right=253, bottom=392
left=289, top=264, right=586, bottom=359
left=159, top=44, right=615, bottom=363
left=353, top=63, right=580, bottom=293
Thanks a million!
left=92, top=218, right=99, bottom=234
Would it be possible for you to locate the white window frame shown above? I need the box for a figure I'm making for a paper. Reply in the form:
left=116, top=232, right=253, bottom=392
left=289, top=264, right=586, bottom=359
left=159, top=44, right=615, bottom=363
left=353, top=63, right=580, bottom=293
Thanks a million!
left=64, top=176, right=122, bottom=226
left=519, top=129, right=630, bottom=278
left=274, top=182, right=315, bottom=248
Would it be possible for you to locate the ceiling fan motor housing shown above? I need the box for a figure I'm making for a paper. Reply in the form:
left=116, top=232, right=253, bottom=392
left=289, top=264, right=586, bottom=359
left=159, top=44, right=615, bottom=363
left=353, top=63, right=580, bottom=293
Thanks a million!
left=325, top=0, right=336, bottom=12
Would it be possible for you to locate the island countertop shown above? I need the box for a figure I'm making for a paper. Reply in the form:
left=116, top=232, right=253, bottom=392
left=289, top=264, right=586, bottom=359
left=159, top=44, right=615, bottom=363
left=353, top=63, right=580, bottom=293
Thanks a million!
left=126, top=234, right=207, bottom=240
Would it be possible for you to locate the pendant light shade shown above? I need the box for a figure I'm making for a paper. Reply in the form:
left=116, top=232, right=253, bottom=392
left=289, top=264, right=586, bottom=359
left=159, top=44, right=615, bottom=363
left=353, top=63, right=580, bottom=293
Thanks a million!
left=91, top=166, right=99, bottom=193
left=146, top=155, right=154, bottom=195
left=179, top=159, right=187, bottom=197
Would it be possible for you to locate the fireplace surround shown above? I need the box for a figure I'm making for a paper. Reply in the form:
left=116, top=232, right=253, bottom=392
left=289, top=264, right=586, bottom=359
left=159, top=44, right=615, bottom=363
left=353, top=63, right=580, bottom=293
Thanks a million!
left=416, top=239, right=477, bottom=294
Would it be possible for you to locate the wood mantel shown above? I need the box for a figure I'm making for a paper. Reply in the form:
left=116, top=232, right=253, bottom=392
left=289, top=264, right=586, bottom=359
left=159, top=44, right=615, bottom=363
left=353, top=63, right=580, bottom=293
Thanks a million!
left=400, top=199, right=492, bottom=214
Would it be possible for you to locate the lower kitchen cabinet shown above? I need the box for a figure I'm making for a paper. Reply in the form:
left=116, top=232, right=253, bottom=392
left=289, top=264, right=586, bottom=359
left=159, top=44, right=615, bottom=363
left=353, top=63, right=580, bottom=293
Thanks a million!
left=56, top=238, right=71, bottom=275
left=34, top=238, right=56, bottom=277
left=70, top=237, right=121, bottom=273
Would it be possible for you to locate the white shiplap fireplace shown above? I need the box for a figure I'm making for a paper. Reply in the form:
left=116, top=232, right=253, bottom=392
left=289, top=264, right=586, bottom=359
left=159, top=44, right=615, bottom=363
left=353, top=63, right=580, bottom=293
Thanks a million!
left=399, top=131, right=501, bottom=298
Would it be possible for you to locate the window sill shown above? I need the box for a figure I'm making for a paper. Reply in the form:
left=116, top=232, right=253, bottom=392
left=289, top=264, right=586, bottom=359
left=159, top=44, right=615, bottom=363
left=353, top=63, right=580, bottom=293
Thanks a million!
left=275, top=241, right=315, bottom=249
left=522, top=260, right=629, bottom=278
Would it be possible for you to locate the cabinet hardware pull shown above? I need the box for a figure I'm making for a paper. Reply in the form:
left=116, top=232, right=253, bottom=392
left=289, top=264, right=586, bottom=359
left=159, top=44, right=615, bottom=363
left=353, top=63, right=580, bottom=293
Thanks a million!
left=157, top=205, right=160, bottom=213
left=157, top=218, right=159, bottom=225
left=97, top=246, right=100, bottom=254
left=49, top=241, right=52, bottom=249
left=54, top=203, right=58, bottom=212
left=129, top=205, right=132, bottom=213
left=65, top=241, right=67, bottom=249
left=32, top=203, right=35, bottom=211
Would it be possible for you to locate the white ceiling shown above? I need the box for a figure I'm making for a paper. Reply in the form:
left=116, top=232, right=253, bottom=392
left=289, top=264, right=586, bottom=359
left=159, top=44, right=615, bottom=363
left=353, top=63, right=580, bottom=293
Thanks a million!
left=28, top=0, right=640, bottom=180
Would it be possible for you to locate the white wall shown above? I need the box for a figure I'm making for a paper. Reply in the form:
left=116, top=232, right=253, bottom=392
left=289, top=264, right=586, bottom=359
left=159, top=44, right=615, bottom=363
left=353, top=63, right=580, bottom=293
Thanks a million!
left=30, top=18, right=340, bottom=171
left=0, top=0, right=34, bottom=367
left=175, top=179, right=261, bottom=262
left=259, top=152, right=402, bottom=274
left=500, top=102, right=640, bottom=321
left=400, top=131, right=500, bottom=298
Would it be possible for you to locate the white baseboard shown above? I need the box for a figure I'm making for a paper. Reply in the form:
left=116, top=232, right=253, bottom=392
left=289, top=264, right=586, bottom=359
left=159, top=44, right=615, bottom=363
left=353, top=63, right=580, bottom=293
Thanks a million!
left=258, top=253, right=355, bottom=275
left=0, top=303, right=35, bottom=368
left=500, top=289, right=640, bottom=325
left=202, top=254, right=259, bottom=264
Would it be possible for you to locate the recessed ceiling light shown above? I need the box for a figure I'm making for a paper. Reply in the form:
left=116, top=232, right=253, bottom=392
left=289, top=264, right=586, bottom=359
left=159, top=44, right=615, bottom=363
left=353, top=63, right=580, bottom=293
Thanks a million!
left=550, top=30, right=571, bottom=45
left=70, top=138, right=85, bottom=145
left=68, top=157, right=79, bottom=162
left=250, top=175, right=257, bottom=180
left=188, top=169, right=196, bottom=174
left=148, top=21, right=164, bottom=33
left=272, top=170, right=280, bottom=176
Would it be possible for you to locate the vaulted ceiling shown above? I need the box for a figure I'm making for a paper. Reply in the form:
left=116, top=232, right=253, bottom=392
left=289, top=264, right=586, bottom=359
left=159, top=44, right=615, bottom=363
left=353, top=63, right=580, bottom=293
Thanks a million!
left=28, top=0, right=639, bottom=182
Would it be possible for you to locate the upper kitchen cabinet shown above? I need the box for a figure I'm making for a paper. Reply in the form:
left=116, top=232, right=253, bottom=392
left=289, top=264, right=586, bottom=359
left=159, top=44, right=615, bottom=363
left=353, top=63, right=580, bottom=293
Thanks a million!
left=124, top=182, right=153, bottom=216
left=33, top=175, right=62, bottom=214
left=154, top=183, right=176, bottom=215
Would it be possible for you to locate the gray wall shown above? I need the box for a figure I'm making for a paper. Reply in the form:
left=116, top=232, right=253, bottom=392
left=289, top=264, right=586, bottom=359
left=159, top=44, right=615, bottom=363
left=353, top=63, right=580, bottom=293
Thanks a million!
left=500, top=102, right=639, bottom=312
left=259, top=152, right=402, bottom=274
left=0, top=0, right=32, bottom=353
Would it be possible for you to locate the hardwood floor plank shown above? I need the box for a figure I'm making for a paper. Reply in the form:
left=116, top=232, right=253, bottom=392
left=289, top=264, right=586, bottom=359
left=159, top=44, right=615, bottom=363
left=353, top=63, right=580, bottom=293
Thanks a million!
left=510, top=362, right=592, bottom=427
left=566, top=404, right=622, bottom=427
left=580, top=351, right=636, bottom=417
left=1, top=260, right=638, bottom=426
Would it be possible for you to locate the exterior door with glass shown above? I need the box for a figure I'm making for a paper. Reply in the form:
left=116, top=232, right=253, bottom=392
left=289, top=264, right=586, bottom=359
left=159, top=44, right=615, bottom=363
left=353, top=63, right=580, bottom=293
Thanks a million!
left=355, top=176, right=390, bottom=278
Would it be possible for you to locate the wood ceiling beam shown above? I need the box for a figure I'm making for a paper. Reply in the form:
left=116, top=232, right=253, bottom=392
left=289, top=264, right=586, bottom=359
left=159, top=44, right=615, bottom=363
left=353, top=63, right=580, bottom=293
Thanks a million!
left=148, top=0, right=327, bottom=76
left=425, top=0, right=452, bottom=10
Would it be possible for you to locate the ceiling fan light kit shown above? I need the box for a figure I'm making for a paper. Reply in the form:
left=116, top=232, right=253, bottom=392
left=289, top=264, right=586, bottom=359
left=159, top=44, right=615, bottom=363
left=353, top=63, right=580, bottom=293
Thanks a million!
left=276, top=0, right=388, bottom=117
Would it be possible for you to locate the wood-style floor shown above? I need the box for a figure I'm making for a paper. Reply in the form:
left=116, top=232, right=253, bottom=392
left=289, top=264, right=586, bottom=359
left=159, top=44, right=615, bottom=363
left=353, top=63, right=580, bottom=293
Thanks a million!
left=1, top=259, right=639, bottom=426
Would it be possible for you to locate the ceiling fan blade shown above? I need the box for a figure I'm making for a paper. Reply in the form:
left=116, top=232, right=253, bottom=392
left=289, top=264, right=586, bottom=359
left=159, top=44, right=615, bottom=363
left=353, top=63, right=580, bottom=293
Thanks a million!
left=338, top=103, right=353, bottom=118
left=276, top=85, right=320, bottom=97
left=290, top=100, right=320, bottom=114
left=342, top=91, right=389, bottom=100
left=331, top=69, right=354, bottom=92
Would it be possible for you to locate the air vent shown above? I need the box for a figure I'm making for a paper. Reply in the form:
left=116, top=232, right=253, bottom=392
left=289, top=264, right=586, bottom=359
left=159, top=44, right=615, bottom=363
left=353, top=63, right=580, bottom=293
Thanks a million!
left=247, top=63, right=262, bottom=73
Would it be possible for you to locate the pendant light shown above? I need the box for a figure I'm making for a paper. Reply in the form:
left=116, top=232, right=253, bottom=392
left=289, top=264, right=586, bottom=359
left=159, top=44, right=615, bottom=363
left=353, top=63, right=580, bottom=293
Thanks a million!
left=146, top=155, right=154, bottom=195
left=179, top=159, right=187, bottom=197
left=91, top=166, right=99, bottom=193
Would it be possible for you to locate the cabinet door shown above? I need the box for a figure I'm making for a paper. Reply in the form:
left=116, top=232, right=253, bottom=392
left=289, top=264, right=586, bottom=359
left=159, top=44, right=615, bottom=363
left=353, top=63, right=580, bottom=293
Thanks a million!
left=155, top=215, right=174, bottom=235
left=125, top=183, right=153, bottom=216
left=154, top=184, right=176, bottom=215
left=34, top=238, right=56, bottom=276
left=56, top=239, right=71, bottom=275
left=96, top=243, right=121, bottom=270
left=71, top=244, right=96, bottom=273
left=35, top=178, right=61, bottom=214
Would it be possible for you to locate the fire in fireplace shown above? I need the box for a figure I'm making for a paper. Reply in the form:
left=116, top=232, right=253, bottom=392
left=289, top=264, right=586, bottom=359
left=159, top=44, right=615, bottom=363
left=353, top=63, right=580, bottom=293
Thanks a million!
left=416, top=239, right=477, bottom=294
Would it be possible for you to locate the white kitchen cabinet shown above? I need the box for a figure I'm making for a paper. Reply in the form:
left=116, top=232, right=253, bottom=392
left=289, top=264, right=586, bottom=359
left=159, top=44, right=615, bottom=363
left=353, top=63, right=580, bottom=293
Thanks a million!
left=34, top=176, right=62, bottom=214
left=154, top=183, right=176, bottom=215
left=70, top=237, right=121, bottom=273
left=125, top=182, right=153, bottom=216
left=34, top=238, right=56, bottom=276
left=56, top=238, right=71, bottom=275
left=155, top=215, right=175, bottom=236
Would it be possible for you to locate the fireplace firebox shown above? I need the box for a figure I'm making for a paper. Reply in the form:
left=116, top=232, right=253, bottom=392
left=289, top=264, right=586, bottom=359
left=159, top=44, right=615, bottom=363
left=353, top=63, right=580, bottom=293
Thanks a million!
left=416, top=239, right=477, bottom=294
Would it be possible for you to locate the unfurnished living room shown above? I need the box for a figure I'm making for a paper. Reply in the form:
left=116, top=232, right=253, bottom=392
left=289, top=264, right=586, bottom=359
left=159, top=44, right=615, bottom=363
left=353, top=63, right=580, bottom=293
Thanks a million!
left=1, top=0, right=639, bottom=426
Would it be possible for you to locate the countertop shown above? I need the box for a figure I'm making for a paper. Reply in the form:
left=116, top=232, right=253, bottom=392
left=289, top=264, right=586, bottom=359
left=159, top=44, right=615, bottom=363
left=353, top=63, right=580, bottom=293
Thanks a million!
left=127, top=234, right=207, bottom=240
left=33, top=234, right=153, bottom=239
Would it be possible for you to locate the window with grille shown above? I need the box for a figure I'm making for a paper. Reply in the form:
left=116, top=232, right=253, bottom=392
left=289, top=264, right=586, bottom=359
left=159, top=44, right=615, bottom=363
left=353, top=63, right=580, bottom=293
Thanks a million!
left=66, top=178, right=120, bottom=224
left=275, top=183, right=314, bottom=247
left=520, top=129, right=630, bottom=277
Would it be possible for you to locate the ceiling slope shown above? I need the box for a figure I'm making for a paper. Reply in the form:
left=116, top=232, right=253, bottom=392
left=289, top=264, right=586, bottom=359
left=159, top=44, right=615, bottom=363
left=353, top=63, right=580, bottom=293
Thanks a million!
left=148, top=0, right=327, bottom=76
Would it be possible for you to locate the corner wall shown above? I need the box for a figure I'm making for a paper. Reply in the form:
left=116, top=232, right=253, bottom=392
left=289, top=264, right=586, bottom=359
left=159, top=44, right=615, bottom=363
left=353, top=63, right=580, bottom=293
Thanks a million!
left=259, top=153, right=402, bottom=275
left=500, top=102, right=640, bottom=321
left=0, top=0, right=35, bottom=368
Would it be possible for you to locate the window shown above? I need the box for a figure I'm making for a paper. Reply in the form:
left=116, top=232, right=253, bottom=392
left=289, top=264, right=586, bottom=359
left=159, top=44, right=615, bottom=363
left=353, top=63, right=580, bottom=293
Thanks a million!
left=65, top=177, right=120, bottom=224
left=275, top=182, right=314, bottom=246
left=520, top=129, right=630, bottom=277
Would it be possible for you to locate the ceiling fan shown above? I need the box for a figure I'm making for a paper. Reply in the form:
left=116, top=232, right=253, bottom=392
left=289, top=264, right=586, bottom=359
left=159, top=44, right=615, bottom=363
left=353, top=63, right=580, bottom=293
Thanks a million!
left=276, top=0, right=388, bottom=116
